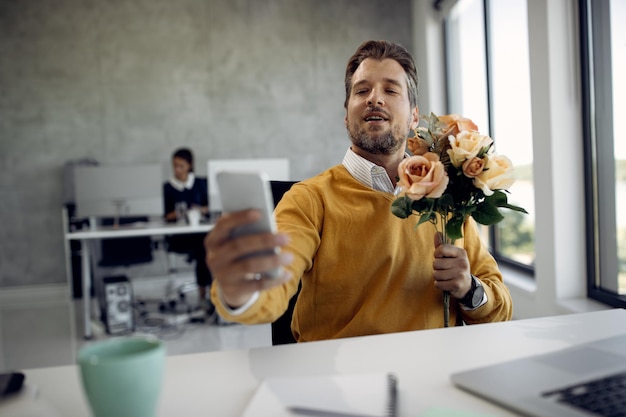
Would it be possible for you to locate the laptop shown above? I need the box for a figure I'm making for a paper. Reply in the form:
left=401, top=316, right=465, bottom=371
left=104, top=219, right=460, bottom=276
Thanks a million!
left=450, top=333, right=626, bottom=417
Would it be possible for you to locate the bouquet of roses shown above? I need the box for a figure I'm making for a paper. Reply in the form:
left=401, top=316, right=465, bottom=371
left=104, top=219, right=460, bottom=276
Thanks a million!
left=392, top=112, right=527, bottom=326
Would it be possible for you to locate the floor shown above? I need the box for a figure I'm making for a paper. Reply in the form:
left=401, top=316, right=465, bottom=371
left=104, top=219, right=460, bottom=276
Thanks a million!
left=0, top=273, right=272, bottom=372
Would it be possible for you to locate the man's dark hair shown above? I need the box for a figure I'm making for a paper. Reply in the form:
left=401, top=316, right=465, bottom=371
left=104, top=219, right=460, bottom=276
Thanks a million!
left=172, top=147, right=194, bottom=172
left=344, top=40, right=419, bottom=109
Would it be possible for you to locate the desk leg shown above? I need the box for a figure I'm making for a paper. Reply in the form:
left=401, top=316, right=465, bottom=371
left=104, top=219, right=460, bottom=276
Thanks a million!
left=81, top=240, right=92, bottom=340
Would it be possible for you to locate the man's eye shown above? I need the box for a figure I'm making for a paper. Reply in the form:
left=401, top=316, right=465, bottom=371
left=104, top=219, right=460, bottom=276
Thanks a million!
left=355, top=89, right=368, bottom=95
left=386, top=89, right=398, bottom=94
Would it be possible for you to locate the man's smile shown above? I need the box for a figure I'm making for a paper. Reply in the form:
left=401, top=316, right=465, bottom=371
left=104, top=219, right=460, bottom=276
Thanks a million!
left=363, top=110, right=390, bottom=124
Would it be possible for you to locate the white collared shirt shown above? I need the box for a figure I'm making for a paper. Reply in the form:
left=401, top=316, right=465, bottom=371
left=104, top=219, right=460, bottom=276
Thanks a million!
left=341, top=148, right=397, bottom=193
left=168, top=172, right=196, bottom=192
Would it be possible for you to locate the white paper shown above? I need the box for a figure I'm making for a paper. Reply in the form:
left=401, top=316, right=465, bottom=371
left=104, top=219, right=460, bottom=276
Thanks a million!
left=241, top=373, right=396, bottom=417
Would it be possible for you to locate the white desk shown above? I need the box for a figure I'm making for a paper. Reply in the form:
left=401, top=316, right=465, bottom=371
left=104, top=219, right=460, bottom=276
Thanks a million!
left=14, top=309, right=626, bottom=417
left=65, top=221, right=214, bottom=339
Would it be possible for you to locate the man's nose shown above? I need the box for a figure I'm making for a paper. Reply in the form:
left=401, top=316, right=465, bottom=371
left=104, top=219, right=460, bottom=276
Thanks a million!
left=366, top=89, right=384, bottom=106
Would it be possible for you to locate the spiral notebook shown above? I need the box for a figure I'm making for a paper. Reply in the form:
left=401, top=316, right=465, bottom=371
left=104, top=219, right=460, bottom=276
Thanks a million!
left=240, top=372, right=398, bottom=417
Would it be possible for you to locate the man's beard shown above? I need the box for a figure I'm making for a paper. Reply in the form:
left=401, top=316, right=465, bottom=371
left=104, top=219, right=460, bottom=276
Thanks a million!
left=347, top=119, right=409, bottom=155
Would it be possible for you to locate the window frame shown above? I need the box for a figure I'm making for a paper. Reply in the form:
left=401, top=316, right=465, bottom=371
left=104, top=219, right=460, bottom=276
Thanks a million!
left=579, top=0, right=626, bottom=308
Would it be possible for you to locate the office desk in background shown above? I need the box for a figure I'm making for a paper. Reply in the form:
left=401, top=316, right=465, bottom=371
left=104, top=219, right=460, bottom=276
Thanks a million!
left=64, top=221, right=215, bottom=339
left=13, top=309, right=626, bottom=417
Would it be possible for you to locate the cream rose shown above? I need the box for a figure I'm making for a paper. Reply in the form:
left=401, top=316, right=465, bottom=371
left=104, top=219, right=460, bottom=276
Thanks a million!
left=407, top=136, right=430, bottom=156
left=447, top=130, right=493, bottom=168
left=462, top=156, right=486, bottom=178
left=473, top=154, right=515, bottom=196
left=434, top=114, right=479, bottom=141
left=397, top=153, right=449, bottom=200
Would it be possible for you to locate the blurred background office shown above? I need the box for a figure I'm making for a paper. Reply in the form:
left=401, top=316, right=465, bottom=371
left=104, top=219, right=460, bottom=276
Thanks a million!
left=1, top=0, right=624, bottom=370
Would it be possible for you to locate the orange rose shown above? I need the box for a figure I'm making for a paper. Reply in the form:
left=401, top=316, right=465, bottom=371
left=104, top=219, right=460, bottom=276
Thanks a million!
left=447, top=130, right=493, bottom=168
left=462, top=156, right=486, bottom=178
left=434, top=114, right=479, bottom=141
left=407, top=136, right=430, bottom=155
left=397, top=153, right=449, bottom=200
left=473, top=154, right=515, bottom=196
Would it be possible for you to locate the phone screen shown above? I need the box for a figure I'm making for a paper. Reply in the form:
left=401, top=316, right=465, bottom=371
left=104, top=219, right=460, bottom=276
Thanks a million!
left=216, top=171, right=282, bottom=279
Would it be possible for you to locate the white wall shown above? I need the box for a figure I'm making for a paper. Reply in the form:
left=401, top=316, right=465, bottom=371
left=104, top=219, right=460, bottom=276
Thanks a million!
left=0, top=0, right=413, bottom=288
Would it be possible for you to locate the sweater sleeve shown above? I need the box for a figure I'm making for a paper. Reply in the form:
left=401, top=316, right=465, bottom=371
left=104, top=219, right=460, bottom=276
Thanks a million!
left=210, top=182, right=316, bottom=324
left=458, top=218, right=513, bottom=323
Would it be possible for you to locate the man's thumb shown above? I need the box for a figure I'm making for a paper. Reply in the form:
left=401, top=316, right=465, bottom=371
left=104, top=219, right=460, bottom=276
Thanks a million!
left=434, top=231, right=443, bottom=248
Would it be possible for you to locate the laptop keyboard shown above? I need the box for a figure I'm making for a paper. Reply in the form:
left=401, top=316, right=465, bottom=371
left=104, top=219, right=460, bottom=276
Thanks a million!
left=542, top=371, right=626, bottom=417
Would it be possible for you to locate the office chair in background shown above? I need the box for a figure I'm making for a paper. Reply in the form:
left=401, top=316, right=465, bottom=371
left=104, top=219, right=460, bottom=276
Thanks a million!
left=98, top=216, right=154, bottom=267
left=269, top=180, right=301, bottom=345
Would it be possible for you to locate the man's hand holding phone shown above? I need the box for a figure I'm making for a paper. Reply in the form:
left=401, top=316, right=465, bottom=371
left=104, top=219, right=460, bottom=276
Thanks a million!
left=205, top=172, right=294, bottom=309
left=205, top=210, right=293, bottom=308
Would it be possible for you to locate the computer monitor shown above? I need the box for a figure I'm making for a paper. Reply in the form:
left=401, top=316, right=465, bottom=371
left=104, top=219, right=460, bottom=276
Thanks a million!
left=207, top=158, right=290, bottom=213
left=73, top=164, right=163, bottom=219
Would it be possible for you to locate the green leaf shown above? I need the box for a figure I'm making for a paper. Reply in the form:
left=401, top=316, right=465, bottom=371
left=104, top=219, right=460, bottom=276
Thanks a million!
left=417, top=128, right=434, bottom=144
left=446, top=215, right=465, bottom=241
left=417, top=212, right=433, bottom=226
left=501, top=203, right=528, bottom=214
left=436, top=193, right=454, bottom=212
left=411, top=198, right=430, bottom=213
left=485, top=190, right=528, bottom=214
left=391, top=197, right=412, bottom=219
left=472, top=202, right=505, bottom=226
left=484, top=190, right=508, bottom=206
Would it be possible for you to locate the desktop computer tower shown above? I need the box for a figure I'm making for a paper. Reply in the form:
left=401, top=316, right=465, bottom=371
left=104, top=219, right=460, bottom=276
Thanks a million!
left=100, top=275, right=134, bottom=335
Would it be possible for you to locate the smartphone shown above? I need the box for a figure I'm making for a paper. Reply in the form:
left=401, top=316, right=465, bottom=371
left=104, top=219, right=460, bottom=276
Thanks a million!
left=0, top=372, right=24, bottom=398
left=216, top=171, right=282, bottom=279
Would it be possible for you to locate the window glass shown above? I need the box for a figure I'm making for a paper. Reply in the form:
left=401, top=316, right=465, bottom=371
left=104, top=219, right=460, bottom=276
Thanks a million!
left=446, top=0, right=535, bottom=269
left=446, top=0, right=489, bottom=131
left=488, top=0, right=535, bottom=266
left=445, top=0, right=490, bottom=247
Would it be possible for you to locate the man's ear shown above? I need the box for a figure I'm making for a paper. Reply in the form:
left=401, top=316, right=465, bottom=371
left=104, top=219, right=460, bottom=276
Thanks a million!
left=410, top=105, right=420, bottom=129
left=344, top=114, right=348, bottom=128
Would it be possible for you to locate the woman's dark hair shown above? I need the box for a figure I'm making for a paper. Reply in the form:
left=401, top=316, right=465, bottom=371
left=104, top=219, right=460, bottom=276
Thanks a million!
left=344, top=40, right=419, bottom=109
left=172, top=148, right=194, bottom=172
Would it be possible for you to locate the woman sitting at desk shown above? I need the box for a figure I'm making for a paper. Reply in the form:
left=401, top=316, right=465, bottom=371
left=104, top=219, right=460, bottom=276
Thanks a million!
left=163, top=147, right=213, bottom=315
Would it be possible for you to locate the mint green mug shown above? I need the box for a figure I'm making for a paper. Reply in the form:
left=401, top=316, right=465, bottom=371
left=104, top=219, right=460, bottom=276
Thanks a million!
left=78, top=336, right=166, bottom=417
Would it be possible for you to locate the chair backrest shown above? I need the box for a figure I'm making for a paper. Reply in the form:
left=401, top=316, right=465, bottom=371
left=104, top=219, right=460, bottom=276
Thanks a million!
left=269, top=181, right=300, bottom=345
left=99, top=216, right=153, bottom=267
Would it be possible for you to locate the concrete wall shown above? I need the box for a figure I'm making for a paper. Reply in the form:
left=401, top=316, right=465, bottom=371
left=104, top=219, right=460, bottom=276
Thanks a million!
left=0, top=0, right=413, bottom=287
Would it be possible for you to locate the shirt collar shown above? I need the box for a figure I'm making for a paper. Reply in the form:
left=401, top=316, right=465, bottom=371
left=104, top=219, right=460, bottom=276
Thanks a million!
left=341, top=148, right=399, bottom=193
left=168, top=172, right=195, bottom=192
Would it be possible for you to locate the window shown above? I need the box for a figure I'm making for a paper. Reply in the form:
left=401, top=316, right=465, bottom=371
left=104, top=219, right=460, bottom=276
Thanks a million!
left=580, top=0, right=626, bottom=307
left=445, top=0, right=535, bottom=271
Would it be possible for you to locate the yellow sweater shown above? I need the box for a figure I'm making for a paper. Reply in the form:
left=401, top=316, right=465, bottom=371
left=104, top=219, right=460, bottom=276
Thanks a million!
left=212, top=165, right=512, bottom=342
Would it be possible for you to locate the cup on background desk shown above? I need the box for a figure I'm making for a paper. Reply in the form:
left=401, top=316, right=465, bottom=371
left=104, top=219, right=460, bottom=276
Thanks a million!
left=77, top=336, right=166, bottom=417
left=187, top=208, right=201, bottom=227
left=174, top=202, right=188, bottom=225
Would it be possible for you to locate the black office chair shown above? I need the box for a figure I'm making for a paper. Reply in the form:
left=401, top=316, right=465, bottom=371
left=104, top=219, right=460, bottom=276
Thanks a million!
left=98, top=216, right=154, bottom=267
left=269, top=180, right=301, bottom=345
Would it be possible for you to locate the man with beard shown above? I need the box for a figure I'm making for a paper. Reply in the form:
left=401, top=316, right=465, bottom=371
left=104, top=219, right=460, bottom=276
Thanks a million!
left=205, top=40, right=512, bottom=342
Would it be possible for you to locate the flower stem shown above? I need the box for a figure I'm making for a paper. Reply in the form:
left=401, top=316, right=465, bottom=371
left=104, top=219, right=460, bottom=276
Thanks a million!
left=443, top=291, right=450, bottom=328
left=440, top=212, right=454, bottom=328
